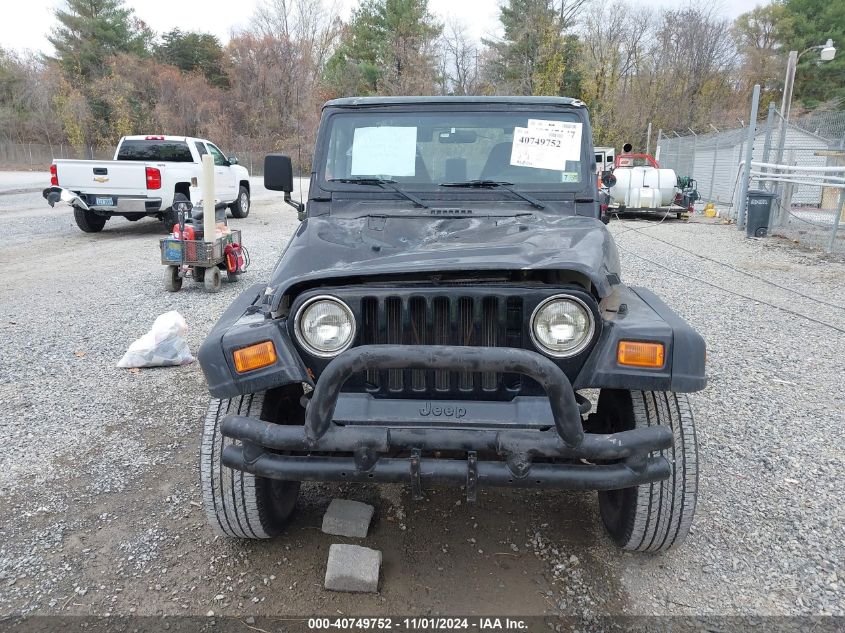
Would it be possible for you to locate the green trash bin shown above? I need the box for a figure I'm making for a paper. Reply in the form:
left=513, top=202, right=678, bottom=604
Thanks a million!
left=746, top=190, right=778, bottom=237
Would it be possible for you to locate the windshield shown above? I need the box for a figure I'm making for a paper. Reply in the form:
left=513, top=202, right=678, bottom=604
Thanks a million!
left=321, top=111, right=586, bottom=190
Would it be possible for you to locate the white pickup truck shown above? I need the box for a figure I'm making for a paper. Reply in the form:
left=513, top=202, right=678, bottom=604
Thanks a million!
left=43, top=135, right=251, bottom=233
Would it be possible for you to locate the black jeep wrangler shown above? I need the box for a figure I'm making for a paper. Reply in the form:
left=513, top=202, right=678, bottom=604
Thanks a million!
left=198, top=97, right=705, bottom=552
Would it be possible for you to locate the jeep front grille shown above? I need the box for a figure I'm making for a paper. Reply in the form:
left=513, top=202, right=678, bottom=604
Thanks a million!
left=359, top=294, right=524, bottom=397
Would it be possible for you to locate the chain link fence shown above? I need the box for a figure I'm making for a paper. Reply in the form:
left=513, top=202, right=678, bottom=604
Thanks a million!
left=0, top=142, right=306, bottom=177
left=656, top=107, right=845, bottom=252
left=0, top=143, right=113, bottom=170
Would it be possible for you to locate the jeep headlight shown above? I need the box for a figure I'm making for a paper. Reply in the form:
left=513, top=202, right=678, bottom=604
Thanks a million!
left=295, top=296, right=356, bottom=357
left=530, top=295, right=594, bottom=357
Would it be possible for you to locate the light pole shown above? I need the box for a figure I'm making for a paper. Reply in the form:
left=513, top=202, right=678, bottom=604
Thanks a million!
left=773, top=39, right=836, bottom=224
left=780, top=40, right=836, bottom=131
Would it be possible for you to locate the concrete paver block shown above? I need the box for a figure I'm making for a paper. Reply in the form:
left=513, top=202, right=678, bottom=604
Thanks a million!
left=322, top=499, right=375, bottom=538
left=324, top=544, right=382, bottom=593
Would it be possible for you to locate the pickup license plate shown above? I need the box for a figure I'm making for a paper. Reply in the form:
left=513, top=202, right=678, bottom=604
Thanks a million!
left=94, top=196, right=115, bottom=206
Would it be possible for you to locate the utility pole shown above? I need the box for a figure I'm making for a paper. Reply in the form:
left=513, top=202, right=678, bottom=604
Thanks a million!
left=645, top=122, right=652, bottom=155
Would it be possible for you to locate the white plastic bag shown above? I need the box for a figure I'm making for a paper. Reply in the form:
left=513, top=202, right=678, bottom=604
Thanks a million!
left=117, top=311, right=194, bottom=368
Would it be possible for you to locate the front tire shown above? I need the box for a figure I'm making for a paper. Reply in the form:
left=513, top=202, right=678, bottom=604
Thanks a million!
left=230, top=186, right=250, bottom=218
left=597, top=390, right=698, bottom=552
left=73, top=207, right=107, bottom=233
left=201, top=393, right=299, bottom=538
left=164, top=265, right=182, bottom=292
left=204, top=266, right=222, bottom=293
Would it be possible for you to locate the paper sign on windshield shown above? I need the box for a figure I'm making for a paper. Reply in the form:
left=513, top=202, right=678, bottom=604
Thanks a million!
left=351, top=126, right=417, bottom=177
left=510, top=120, right=582, bottom=170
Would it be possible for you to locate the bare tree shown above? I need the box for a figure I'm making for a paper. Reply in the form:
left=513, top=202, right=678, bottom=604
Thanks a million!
left=252, top=0, right=342, bottom=70
left=578, top=1, right=652, bottom=145
left=225, top=0, right=342, bottom=166
left=439, top=19, right=481, bottom=95
left=577, top=1, right=736, bottom=147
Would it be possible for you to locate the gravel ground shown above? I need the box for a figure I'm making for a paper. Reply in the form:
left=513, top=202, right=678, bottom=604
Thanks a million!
left=0, top=175, right=843, bottom=620
left=609, top=216, right=845, bottom=616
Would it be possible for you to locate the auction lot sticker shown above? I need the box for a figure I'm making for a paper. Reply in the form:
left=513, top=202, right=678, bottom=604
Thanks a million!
left=510, top=119, right=582, bottom=171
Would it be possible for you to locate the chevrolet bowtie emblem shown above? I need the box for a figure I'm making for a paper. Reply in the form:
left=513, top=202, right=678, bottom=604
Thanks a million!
left=93, top=176, right=109, bottom=183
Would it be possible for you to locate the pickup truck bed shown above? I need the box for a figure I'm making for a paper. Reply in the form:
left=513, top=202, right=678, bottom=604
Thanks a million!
left=51, top=159, right=164, bottom=214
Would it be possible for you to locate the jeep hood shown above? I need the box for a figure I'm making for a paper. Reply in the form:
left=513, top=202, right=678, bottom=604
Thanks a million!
left=267, top=213, right=621, bottom=308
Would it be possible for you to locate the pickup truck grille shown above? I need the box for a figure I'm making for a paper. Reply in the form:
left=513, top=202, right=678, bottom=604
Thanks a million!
left=358, top=293, right=525, bottom=398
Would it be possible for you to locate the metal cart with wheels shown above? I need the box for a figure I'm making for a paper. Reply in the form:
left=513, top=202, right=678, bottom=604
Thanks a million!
left=160, top=194, right=249, bottom=292
left=161, top=229, right=243, bottom=293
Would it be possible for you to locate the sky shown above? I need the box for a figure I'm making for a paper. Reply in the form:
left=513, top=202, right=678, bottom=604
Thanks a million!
left=1, top=0, right=768, bottom=55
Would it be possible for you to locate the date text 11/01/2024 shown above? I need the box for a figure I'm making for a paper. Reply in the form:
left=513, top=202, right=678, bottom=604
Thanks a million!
left=307, top=618, right=528, bottom=630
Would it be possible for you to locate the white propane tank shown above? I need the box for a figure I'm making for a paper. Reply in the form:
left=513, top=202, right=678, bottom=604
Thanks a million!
left=643, top=167, right=677, bottom=206
left=609, top=165, right=677, bottom=209
left=609, top=168, right=632, bottom=205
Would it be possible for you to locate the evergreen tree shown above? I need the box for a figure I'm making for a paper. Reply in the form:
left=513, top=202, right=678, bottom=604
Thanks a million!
left=324, top=0, right=441, bottom=96
left=156, top=29, right=228, bottom=88
left=486, top=0, right=586, bottom=96
left=781, top=0, right=845, bottom=106
left=48, top=0, right=151, bottom=80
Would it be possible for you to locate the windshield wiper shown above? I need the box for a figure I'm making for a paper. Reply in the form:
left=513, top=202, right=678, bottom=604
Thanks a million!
left=439, top=180, right=546, bottom=210
left=329, top=177, right=428, bottom=209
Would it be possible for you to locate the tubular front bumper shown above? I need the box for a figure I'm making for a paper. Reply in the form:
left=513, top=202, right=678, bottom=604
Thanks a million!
left=220, top=345, right=672, bottom=497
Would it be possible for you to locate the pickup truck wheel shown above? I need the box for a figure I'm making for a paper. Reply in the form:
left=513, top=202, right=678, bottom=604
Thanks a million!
left=201, top=393, right=300, bottom=539
left=73, top=207, right=107, bottom=233
left=230, top=186, right=250, bottom=218
left=163, top=265, right=182, bottom=292
left=597, top=390, right=698, bottom=552
left=204, top=266, right=222, bottom=293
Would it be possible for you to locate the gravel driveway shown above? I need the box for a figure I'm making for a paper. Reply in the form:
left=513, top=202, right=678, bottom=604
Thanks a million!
left=0, top=176, right=843, bottom=620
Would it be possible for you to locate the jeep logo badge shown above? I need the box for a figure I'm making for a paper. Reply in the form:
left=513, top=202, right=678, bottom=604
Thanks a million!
left=419, top=402, right=467, bottom=418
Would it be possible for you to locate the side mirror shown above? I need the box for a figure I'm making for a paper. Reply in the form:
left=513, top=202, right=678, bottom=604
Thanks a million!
left=265, top=154, right=294, bottom=192
left=264, top=153, right=305, bottom=219
left=227, top=156, right=239, bottom=165
left=601, top=171, right=617, bottom=188
left=622, top=142, right=633, bottom=153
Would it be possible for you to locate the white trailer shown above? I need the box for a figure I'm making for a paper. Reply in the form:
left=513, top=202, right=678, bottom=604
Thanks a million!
left=607, top=152, right=697, bottom=218
left=594, top=146, right=616, bottom=173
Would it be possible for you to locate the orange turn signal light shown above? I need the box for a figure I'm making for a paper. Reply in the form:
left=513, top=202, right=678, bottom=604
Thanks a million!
left=617, top=341, right=665, bottom=368
left=233, top=341, right=277, bottom=373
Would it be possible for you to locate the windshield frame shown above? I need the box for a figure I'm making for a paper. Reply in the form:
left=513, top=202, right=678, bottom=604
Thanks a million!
left=314, top=104, right=594, bottom=198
